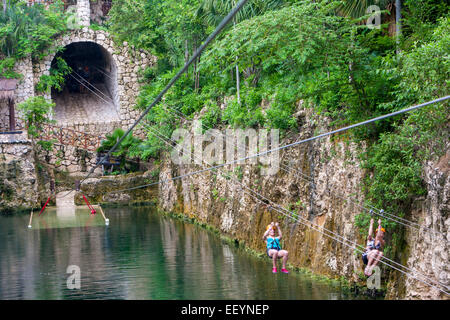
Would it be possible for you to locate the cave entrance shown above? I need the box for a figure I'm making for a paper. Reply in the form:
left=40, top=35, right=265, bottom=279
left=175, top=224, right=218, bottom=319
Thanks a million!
left=51, top=41, right=119, bottom=125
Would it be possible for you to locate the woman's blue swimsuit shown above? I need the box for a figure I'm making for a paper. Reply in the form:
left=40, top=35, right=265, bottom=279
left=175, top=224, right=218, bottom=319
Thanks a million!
left=266, top=237, right=281, bottom=257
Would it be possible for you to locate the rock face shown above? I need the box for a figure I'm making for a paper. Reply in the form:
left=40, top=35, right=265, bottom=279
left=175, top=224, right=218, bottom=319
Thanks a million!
left=399, top=150, right=450, bottom=300
left=158, top=103, right=449, bottom=299
left=0, top=142, right=38, bottom=213
left=75, top=171, right=158, bottom=205
left=159, top=105, right=367, bottom=281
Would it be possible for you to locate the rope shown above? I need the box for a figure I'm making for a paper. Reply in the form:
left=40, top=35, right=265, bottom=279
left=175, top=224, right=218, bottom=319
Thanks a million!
left=60, top=0, right=447, bottom=201
left=143, top=121, right=450, bottom=295
left=280, top=163, right=447, bottom=239
left=244, top=189, right=450, bottom=295
left=68, top=72, right=115, bottom=106
left=114, top=97, right=449, bottom=240
left=62, top=0, right=251, bottom=199
left=160, top=102, right=422, bottom=230
left=41, top=0, right=447, bottom=293
left=106, top=96, right=450, bottom=197
left=70, top=69, right=115, bottom=104
left=92, top=65, right=115, bottom=81
left=142, top=120, right=450, bottom=295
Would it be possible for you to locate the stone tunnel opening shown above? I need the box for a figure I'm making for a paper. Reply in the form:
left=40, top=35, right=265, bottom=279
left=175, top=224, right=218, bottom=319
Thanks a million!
left=51, top=41, right=119, bottom=125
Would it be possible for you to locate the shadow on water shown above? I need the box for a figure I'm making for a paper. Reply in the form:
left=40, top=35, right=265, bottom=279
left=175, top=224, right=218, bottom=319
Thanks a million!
left=0, top=206, right=371, bottom=300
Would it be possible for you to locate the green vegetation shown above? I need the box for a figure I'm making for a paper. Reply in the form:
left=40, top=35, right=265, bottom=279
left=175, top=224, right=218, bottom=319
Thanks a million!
left=1, top=0, right=447, bottom=289
left=356, top=16, right=449, bottom=237
left=35, top=57, right=72, bottom=94
left=97, top=128, right=143, bottom=173
left=0, top=0, right=71, bottom=78
left=17, top=96, right=55, bottom=150
left=106, top=1, right=449, bottom=273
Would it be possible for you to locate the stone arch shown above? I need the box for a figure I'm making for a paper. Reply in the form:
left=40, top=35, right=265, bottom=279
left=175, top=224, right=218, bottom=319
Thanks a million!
left=50, top=41, right=120, bottom=123
left=33, top=28, right=156, bottom=136
left=39, top=30, right=120, bottom=125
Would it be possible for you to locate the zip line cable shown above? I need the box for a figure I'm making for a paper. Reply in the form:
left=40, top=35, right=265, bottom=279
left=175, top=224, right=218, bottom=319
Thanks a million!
left=106, top=95, right=450, bottom=198
left=43, top=0, right=448, bottom=294
left=71, top=69, right=115, bottom=103
left=103, top=95, right=449, bottom=200
left=60, top=0, right=447, bottom=203
left=27, top=0, right=447, bottom=293
left=109, top=96, right=449, bottom=240
left=157, top=103, right=422, bottom=231
left=68, top=73, right=114, bottom=106
left=69, top=71, right=115, bottom=105
left=242, top=189, right=450, bottom=295
left=141, top=120, right=450, bottom=295
left=58, top=0, right=252, bottom=199
left=92, top=65, right=115, bottom=81
left=142, top=109, right=450, bottom=291
left=158, top=100, right=440, bottom=236
left=280, top=162, right=447, bottom=239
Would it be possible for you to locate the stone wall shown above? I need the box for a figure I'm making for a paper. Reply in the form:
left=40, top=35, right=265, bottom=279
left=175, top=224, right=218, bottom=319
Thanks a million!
left=0, top=102, right=10, bottom=132
left=76, top=0, right=91, bottom=27
left=58, top=119, right=123, bottom=138
left=37, top=143, right=101, bottom=174
left=32, top=27, right=155, bottom=138
left=35, top=119, right=124, bottom=174
left=75, top=171, right=158, bottom=205
left=0, top=56, right=34, bottom=132
left=26, top=27, right=156, bottom=173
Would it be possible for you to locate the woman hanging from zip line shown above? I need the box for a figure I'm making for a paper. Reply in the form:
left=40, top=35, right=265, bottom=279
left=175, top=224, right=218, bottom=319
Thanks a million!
left=262, top=222, right=289, bottom=274
left=362, top=218, right=385, bottom=276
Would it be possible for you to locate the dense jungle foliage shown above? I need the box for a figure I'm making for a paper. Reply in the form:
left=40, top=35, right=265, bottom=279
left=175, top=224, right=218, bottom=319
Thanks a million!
left=107, top=0, right=448, bottom=225
left=1, top=1, right=449, bottom=263
left=0, top=0, right=72, bottom=78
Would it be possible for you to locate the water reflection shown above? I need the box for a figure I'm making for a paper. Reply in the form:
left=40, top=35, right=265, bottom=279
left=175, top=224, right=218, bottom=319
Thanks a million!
left=0, top=206, right=359, bottom=300
left=56, top=205, right=76, bottom=219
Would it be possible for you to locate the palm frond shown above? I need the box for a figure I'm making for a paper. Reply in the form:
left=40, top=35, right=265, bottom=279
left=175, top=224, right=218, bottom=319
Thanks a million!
left=338, top=0, right=393, bottom=18
left=198, top=0, right=285, bottom=26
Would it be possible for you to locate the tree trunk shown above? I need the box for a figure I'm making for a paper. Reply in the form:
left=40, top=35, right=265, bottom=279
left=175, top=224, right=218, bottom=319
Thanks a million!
left=232, top=2, right=240, bottom=104
left=185, top=39, right=189, bottom=78
left=235, top=62, right=240, bottom=104
left=8, top=98, right=15, bottom=131
left=3, top=0, right=7, bottom=13
left=395, top=0, right=402, bottom=53
left=196, top=55, right=200, bottom=91
left=193, top=38, right=200, bottom=92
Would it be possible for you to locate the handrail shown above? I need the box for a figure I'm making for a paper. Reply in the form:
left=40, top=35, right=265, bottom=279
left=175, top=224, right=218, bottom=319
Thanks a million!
left=41, top=123, right=104, bottom=152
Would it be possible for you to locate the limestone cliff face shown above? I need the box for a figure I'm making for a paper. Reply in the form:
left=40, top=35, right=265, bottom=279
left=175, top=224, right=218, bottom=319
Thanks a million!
left=75, top=171, right=158, bottom=205
left=158, top=104, right=449, bottom=299
left=0, top=141, right=38, bottom=213
left=398, top=150, right=449, bottom=300
left=159, top=105, right=367, bottom=282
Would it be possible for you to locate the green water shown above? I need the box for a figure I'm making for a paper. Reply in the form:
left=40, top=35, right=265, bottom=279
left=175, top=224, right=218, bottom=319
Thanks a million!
left=0, top=206, right=360, bottom=299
